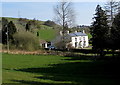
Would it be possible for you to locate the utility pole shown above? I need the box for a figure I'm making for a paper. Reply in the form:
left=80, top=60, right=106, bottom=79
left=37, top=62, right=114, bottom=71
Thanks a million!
left=6, top=24, right=9, bottom=53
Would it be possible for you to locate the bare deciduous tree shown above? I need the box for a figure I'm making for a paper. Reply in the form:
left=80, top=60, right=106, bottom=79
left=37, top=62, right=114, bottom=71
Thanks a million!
left=104, top=0, right=119, bottom=26
left=54, top=0, right=75, bottom=31
left=54, top=0, right=75, bottom=50
left=118, top=1, right=120, bottom=13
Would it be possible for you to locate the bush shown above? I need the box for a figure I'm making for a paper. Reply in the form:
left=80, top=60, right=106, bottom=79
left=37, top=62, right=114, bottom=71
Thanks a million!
left=54, top=41, right=66, bottom=50
left=53, top=36, right=71, bottom=50
left=13, top=31, right=39, bottom=51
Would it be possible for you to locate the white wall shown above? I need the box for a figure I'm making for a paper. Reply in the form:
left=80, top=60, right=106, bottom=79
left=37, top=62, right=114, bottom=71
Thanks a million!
left=84, top=36, right=89, bottom=47
left=70, top=36, right=89, bottom=48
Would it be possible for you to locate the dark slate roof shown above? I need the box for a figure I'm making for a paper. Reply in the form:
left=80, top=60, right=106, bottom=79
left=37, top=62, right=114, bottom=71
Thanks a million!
left=68, top=32, right=87, bottom=37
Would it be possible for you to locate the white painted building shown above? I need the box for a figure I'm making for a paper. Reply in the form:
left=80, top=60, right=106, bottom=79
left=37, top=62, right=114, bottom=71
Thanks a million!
left=52, top=30, right=89, bottom=49
left=65, top=31, right=89, bottom=48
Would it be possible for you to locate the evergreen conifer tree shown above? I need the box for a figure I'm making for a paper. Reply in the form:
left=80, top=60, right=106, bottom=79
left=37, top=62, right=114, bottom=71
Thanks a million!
left=2, top=18, right=9, bottom=44
left=7, top=21, right=17, bottom=41
left=91, top=5, right=109, bottom=56
left=2, top=20, right=17, bottom=44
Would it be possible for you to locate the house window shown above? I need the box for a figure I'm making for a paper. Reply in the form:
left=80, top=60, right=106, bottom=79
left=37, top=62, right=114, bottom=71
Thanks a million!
left=83, top=37, right=85, bottom=41
left=83, top=41, right=86, bottom=47
left=79, top=42, right=82, bottom=48
left=79, top=37, right=81, bottom=41
left=75, top=38, right=77, bottom=42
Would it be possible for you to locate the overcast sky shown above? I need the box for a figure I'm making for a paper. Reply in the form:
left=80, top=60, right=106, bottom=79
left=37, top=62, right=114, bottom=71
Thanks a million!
left=2, top=1, right=106, bottom=25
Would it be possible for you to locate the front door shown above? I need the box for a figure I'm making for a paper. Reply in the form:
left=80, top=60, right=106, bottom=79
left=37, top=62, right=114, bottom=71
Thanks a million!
left=75, top=42, right=78, bottom=48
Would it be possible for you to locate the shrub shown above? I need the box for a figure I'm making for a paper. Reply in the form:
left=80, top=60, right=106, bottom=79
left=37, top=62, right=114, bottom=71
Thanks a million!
left=53, top=36, right=71, bottom=50
left=13, top=31, right=39, bottom=51
left=54, top=41, right=66, bottom=50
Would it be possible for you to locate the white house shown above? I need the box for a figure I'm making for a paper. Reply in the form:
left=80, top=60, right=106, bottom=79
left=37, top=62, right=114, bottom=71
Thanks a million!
left=62, top=30, right=89, bottom=49
left=52, top=30, right=89, bottom=49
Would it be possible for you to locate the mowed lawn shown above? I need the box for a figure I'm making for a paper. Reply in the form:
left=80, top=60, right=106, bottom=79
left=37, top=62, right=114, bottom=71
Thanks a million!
left=2, top=53, right=120, bottom=85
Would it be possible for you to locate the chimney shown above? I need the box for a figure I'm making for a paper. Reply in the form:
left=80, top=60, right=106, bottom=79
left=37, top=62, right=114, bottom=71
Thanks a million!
left=82, top=30, right=85, bottom=33
left=60, top=31, right=63, bottom=36
left=75, top=30, right=77, bottom=33
left=67, top=31, right=69, bottom=34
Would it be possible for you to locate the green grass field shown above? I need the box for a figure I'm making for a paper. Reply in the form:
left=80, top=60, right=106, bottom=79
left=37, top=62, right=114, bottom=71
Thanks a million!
left=2, top=53, right=120, bottom=85
left=38, top=29, right=58, bottom=41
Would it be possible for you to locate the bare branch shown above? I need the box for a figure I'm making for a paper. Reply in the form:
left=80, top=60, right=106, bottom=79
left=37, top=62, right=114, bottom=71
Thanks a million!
left=54, top=0, right=75, bottom=28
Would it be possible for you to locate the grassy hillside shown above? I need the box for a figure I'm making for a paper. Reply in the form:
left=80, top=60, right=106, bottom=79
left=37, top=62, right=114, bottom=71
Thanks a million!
left=37, top=29, right=58, bottom=41
left=0, top=17, right=59, bottom=41
left=2, top=17, right=45, bottom=31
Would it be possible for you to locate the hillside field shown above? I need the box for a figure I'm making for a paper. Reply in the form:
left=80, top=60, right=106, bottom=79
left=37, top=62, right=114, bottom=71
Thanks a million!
left=37, top=29, right=58, bottom=41
left=0, top=17, right=59, bottom=41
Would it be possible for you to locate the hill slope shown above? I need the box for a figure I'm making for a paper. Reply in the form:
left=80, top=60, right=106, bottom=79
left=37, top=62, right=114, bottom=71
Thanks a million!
left=0, top=17, right=60, bottom=41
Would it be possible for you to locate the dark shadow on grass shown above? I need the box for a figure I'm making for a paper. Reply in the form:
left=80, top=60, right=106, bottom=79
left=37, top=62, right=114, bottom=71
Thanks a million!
left=64, top=49, right=120, bottom=61
left=10, top=80, right=74, bottom=85
left=14, top=60, right=120, bottom=85
left=70, top=49, right=120, bottom=54
left=64, top=54, right=120, bottom=61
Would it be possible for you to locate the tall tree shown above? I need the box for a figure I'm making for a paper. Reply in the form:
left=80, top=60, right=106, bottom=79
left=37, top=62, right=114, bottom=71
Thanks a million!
left=104, top=0, right=119, bottom=26
left=2, top=18, right=9, bottom=44
left=91, top=5, right=109, bottom=56
left=54, top=0, right=75, bottom=49
left=111, top=12, right=120, bottom=49
left=118, top=1, right=120, bottom=13
left=7, top=21, right=17, bottom=41
left=2, top=20, right=17, bottom=44
left=104, top=0, right=120, bottom=51
left=54, top=1, right=75, bottom=29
